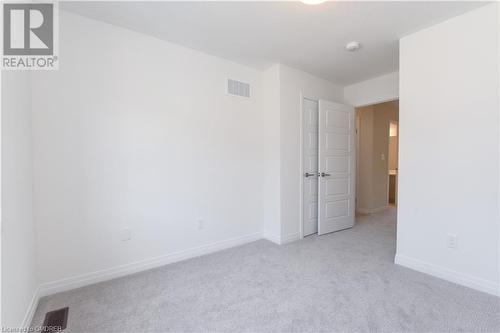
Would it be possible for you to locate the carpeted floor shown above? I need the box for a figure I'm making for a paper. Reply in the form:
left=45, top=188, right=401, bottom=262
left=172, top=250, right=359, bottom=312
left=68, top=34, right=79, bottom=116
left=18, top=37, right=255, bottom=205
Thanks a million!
left=31, top=208, right=500, bottom=332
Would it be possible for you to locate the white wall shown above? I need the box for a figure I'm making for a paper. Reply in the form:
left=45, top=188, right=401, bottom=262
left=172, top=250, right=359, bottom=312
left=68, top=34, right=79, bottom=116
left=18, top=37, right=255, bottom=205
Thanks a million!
left=31, top=11, right=266, bottom=288
left=279, top=65, right=343, bottom=241
left=396, top=3, right=500, bottom=295
left=261, top=65, right=281, bottom=240
left=1, top=72, right=38, bottom=328
left=344, top=71, right=399, bottom=107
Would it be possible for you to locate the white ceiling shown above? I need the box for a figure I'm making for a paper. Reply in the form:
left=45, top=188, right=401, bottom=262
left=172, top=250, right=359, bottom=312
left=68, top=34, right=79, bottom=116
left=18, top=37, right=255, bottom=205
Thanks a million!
left=61, top=1, right=487, bottom=85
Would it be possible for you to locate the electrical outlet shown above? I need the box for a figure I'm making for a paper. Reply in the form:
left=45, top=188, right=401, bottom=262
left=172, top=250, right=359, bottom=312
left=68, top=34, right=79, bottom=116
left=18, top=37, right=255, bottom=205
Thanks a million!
left=447, top=234, right=457, bottom=249
left=381, top=153, right=385, bottom=161
left=197, top=219, right=204, bottom=230
left=120, top=227, right=131, bottom=241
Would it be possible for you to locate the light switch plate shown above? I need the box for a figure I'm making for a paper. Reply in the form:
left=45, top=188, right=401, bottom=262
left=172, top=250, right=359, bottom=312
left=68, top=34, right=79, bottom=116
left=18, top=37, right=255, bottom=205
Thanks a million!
left=447, top=234, right=457, bottom=249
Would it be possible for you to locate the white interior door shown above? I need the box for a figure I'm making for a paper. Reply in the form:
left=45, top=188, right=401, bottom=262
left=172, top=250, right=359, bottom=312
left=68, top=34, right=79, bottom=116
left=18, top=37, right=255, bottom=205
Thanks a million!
left=302, top=98, right=319, bottom=236
left=318, top=100, right=355, bottom=235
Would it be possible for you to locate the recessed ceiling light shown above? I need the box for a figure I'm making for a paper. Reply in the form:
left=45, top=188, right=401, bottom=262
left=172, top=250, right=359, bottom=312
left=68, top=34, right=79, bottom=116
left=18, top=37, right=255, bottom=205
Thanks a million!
left=345, top=41, right=361, bottom=52
left=301, top=0, right=327, bottom=5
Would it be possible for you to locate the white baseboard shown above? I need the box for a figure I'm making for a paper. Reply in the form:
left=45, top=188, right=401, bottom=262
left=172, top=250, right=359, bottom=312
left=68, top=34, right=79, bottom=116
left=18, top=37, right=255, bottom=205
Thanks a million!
left=263, top=231, right=281, bottom=245
left=395, top=253, right=500, bottom=297
left=356, top=206, right=388, bottom=214
left=281, top=232, right=300, bottom=244
left=21, top=286, right=40, bottom=328
left=263, top=231, right=299, bottom=245
left=38, top=232, right=262, bottom=297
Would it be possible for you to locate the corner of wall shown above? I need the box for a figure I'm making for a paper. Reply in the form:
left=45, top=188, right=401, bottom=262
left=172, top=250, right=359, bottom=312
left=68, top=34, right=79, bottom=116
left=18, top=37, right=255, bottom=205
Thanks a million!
left=1, top=71, right=40, bottom=329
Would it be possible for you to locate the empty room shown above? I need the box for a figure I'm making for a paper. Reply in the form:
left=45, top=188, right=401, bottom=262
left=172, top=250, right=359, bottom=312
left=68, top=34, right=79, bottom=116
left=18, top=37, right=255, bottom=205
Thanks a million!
left=2, top=1, right=500, bottom=332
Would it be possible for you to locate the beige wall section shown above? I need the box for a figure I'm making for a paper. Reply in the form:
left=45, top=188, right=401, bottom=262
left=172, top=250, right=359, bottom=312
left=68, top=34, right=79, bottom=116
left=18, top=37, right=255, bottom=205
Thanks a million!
left=388, top=135, right=398, bottom=171
left=356, top=100, right=399, bottom=213
left=356, top=106, right=374, bottom=211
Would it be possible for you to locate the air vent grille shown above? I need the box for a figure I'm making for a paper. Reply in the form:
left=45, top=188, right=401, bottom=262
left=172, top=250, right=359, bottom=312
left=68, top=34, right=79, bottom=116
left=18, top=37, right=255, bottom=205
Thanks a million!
left=43, top=307, right=69, bottom=332
left=227, top=79, right=250, bottom=98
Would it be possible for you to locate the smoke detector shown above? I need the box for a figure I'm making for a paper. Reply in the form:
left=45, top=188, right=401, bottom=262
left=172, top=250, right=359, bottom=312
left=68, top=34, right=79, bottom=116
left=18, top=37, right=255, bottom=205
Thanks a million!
left=345, top=41, right=361, bottom=52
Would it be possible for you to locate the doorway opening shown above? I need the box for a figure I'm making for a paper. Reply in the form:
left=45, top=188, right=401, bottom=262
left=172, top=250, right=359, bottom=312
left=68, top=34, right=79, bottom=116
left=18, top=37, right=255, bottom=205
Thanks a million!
left=355, top=100, right=399, bottom=215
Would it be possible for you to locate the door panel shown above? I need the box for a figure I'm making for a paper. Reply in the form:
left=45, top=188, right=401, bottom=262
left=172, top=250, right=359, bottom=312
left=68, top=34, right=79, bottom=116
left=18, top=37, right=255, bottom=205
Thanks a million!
left=325, top=133, right=349, bottom=150
left=302, top=98, right=319, bottom=236
left=318, top=100, right=355, bottom=235
left=325, top=200, right=349, bottom=218
left=326, top=109, right=350, bottom=128
left=326, top=156, right=349, bottom=173
left=325, top=178, right=349, bottom=196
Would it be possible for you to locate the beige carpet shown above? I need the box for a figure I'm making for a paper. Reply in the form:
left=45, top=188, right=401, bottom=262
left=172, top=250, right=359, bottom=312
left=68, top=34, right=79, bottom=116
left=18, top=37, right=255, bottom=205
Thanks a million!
left=31, top=207, right=500, bottom=332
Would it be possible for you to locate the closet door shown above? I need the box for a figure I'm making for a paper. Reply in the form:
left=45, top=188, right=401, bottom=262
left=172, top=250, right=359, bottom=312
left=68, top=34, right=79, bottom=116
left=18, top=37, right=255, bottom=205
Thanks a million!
left=318, top=100, right=355, bottom=235
left=302, top=98, right=319, bottom=236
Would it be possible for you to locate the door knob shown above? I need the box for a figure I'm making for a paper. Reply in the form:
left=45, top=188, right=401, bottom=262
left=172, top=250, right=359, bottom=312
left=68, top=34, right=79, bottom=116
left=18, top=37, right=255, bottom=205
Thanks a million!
left=320, top=172, right=331, bottom=177
left=304, top=172, right=317, bottom=178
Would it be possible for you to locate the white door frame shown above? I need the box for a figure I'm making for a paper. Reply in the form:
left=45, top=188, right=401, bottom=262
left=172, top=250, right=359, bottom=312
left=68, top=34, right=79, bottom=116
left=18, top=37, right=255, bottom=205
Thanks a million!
left=355, top=112, right=360, bottom=212
left=352, top=97, right=398, bottom=108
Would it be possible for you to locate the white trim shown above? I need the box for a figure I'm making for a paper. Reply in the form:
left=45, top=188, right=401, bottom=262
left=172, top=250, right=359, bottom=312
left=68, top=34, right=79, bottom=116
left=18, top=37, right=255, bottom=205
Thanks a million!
left=355, top=112, right=360, bottom=212
left=21, top=286, right=40, bottom=328
left=351, top=97, right=398, bottom=108
left=263, top=231, right=281, bottom=245
left=356, top=206, right=388, bottom=215
left=299, top=92, right=305, bottom=240
left=263, top=232, right=300, bottom=245
left=38, top=232, right=262, bottom=297
left=497, top=0, right=500, bottom=301
left=395, top=253, right=500, bottom=297
left=281, top=232, right=300, bottom=244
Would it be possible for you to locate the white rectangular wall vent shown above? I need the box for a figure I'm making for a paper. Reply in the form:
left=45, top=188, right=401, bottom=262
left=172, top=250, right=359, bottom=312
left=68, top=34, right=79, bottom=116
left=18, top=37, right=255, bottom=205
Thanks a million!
left=227, top=79, right=250, bottom=98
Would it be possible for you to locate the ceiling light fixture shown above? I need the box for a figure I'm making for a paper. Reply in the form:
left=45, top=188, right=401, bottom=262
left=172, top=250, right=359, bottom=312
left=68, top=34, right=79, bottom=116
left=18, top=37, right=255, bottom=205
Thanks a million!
left=301, top=0, right=327, bottom=5
left=345, top=41, right=361, bottom=52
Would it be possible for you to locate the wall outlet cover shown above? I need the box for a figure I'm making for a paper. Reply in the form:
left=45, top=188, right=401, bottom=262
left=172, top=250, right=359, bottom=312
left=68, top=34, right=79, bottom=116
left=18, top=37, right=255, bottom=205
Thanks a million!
left=197, top=220, right=204, bottom=230
left=120, top=227, right=131, bottom=241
